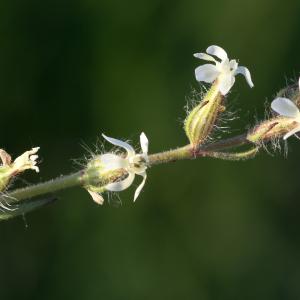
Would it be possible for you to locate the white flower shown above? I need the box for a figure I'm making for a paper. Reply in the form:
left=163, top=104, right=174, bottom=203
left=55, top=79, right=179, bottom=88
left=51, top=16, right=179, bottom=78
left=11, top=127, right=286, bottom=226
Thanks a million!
left=88, top=133, right=149, bottom=203
left=271, top=78, right=300, bottom=140
left=0, top=147, right=40, bottom=191
left=12, top=147, right=40, bottom=173
left=0, top=147, right=40, bottom=173
left=194, top=45, right=254, bottom=95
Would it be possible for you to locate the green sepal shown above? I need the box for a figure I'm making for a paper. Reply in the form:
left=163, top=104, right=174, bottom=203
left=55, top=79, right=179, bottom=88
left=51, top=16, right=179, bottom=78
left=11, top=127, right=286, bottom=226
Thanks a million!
left=184, top=83, right=224, bottom=148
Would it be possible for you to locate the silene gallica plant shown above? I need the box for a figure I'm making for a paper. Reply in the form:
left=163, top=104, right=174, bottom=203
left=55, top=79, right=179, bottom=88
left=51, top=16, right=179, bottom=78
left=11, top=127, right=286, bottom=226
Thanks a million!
left=1, top=45, right=299, bottom=221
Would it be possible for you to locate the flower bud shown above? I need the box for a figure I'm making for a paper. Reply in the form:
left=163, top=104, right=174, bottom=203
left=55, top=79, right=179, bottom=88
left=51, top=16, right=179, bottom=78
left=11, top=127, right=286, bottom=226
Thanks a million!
left=0, top=147, right=40, bottom=191
left=184, top=83, right=224, bottom=148
left=276, top=80, right=300, bottom=106
left=247, top=117, right=299, bottom=144
left=249, top=79, right=300, bottom=143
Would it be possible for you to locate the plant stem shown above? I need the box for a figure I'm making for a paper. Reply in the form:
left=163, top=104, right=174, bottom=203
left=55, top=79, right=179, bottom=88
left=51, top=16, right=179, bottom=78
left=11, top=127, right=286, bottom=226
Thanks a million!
left=4, top=133, right=251, bottom=200
left=0, top=132, right=253, bottom=220
left=148, top=145, right=192, bottom=165
left=148, top=133, right=250, bottom=165
left=6, top=171, right=84, bottom=203
left=200, top=133, right=249, bottom=152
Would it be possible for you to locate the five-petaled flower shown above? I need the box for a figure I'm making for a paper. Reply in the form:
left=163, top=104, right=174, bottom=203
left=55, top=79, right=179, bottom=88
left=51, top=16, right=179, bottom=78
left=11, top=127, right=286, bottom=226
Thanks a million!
left=87, top=133, right=149, bottom=204
left=194, top=45, right=254, bottom=95
left=271, top=78, right=300, bottom=140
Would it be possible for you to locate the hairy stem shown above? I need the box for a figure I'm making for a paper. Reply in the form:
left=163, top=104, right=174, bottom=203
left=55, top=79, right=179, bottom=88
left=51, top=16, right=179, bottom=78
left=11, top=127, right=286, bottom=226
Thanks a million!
left=5, top=171, right=84, bottom=203
left=0, top=131, right=255, bottom=220
left=1, top=168, right=127, bottom=205
left=200, top=133, right=249, bottom=152
left=148, top=133, right=250, bottom=165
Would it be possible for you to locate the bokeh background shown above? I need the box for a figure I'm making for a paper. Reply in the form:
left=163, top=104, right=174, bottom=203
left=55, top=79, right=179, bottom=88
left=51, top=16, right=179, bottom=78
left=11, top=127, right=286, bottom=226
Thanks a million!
left=1, top=0, right=300, bottom=299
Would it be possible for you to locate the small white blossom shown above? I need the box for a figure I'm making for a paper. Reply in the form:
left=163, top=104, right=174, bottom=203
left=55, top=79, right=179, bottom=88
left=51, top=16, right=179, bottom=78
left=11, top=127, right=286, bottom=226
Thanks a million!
left=88, top=133, right=149, bottom=203
left=0, top=147, right=40, bottom=191
left=271, top=78, right=300, bottom=140
left=194, top=45, right=254, bottom=95
left=12, top=147, right=40, bottom=173
left=0, top=147, right=40, bottom=173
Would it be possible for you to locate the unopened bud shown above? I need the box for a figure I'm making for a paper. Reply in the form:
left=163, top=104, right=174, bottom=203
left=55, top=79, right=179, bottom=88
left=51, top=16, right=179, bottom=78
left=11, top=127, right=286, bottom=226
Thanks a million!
left=249, top=78, right=300, bottom=143
left=247, top=117, right=299, bottom=144
left=276, top=80, right=300, bottom=107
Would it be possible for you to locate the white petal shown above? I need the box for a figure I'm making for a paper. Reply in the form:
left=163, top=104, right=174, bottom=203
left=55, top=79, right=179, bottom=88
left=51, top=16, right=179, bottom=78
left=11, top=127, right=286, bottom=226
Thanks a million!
left=13, top=147, right=40, bottom=173
left=193, top=53, right=216, bottom=63
left=229, top=59, right=238, bottom=71
left=219, top=74, right=235, bottom=95
left=102, top=134, right=135, bottom=157
left=283, top=126, right=300, bottom=140
left=30, top=155, right=39, bottom=161
left=195, top=64, right=219, bottom=83
left=235, top=66, right=254, bottom=88
left=133, top=172, right=147, bottom=202
left=140, top=132, right=148, bottom=155
left=100, top=153, right=127, bottom=169
left=87, top=190, right=104, bottom=205
left=105, top=172, right=135, bottom=192
left=206, top=45, right=228, bottom=61
left=32, top=166, right=39, bottom=173
left=271, top=98, right=300, bottom=118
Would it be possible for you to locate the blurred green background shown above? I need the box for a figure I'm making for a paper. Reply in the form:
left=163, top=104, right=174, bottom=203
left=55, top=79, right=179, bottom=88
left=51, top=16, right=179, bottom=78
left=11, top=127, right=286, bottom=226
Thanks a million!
left=1, top=0, right=300, bottom=299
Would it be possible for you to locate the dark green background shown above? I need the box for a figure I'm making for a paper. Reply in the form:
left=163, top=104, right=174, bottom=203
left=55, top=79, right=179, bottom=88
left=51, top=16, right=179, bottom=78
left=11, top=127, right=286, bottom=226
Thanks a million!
left=1, top=0, right=300, bottom=299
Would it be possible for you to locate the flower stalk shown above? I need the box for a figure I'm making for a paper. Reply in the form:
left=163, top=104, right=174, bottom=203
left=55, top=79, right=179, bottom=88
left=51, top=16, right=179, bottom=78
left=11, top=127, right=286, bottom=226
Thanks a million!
left=0, top=168, right=127, bottom=219
left=0, top=118, right=293, bottom=221
left=1, top=44, right=299, bottom=222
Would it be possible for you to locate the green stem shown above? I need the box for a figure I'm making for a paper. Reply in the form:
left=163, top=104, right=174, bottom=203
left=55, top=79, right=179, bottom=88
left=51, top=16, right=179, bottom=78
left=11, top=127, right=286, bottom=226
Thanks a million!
left=148, top=133, right=250, bottom=165
left=148, top=145, right=192, bottom=165
left=0, top=132, right=254, bottom=220
left=0, top=172, right=84, bottom=220
left=2, top=133, right=252, bottom=201
left=200, top=133, right=249, bottom=152
left=6, top=171, right=84, bottom=203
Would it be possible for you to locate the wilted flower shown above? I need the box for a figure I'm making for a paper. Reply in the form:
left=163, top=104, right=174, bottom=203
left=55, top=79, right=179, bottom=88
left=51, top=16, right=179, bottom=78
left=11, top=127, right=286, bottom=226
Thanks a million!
left=86, top=133, right=149, bottom=204
left=194, top=45, right=254, bottom=95
left=271, top=78, right=300, bottom=140
left=0, top=147, right=40, bottom=191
